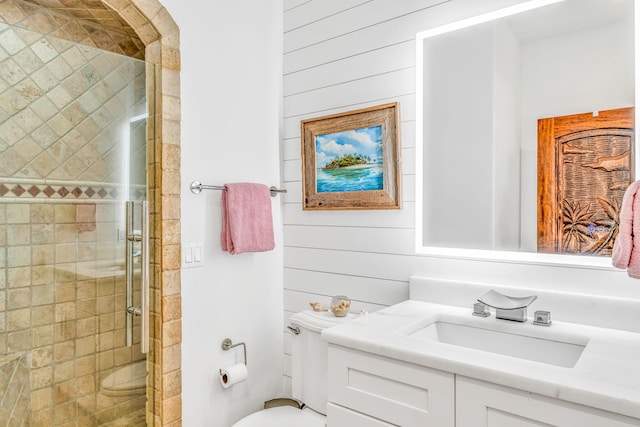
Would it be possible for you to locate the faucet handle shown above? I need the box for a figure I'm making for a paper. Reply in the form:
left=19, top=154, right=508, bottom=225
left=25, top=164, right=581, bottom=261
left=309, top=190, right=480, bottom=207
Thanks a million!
left=472, top=302, right=490, bottom=317
left=533, top=310, right=552, bottom=326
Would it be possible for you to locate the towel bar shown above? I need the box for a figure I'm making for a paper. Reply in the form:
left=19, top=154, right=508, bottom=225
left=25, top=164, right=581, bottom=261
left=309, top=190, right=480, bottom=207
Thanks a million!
left=190, top=181, right=286, bottom=197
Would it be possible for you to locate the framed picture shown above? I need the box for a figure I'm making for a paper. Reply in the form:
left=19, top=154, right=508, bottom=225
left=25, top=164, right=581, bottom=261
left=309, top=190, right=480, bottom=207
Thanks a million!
left=301, top=102, right=401, bottom=210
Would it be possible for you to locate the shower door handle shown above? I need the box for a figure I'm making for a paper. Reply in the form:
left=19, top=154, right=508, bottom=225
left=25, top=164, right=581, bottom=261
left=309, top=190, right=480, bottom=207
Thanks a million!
left=125, top=201, right=150, bottom=353
left=140, top=200, right=149, bottom=354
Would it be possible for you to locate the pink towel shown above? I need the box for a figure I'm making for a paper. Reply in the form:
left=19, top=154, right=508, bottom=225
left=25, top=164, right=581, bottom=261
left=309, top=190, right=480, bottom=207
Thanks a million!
left=221, top=183, right=275, bottom=255
left=612, top=180, right=640, bottom=278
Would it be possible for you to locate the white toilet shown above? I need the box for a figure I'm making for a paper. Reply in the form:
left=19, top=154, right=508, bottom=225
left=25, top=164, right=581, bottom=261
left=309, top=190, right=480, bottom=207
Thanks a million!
left=232, top=310, right=355, bottom=427
left=96, top=359, right=147, bottom=424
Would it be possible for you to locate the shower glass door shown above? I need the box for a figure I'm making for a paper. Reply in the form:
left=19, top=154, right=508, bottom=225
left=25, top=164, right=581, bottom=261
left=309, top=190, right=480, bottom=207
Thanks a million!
left=0, top=22, right=154, bottom=426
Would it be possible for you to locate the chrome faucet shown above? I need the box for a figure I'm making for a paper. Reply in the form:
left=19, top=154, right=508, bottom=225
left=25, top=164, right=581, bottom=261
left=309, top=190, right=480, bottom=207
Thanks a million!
left=475, top=289, right=537, bottom=323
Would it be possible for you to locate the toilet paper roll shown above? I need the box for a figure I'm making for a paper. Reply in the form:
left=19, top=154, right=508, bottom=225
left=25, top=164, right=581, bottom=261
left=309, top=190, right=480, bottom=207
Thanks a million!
left=219, top=363, right=248, bottom=388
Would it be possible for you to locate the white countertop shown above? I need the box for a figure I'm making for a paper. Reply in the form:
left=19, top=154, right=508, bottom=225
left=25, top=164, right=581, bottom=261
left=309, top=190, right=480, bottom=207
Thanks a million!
left=322, top=300, right=640, bottom=419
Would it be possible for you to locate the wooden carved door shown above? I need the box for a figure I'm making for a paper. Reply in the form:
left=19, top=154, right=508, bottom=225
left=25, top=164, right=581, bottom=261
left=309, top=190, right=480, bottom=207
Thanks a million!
left=537, top=107, right=634, bottom=255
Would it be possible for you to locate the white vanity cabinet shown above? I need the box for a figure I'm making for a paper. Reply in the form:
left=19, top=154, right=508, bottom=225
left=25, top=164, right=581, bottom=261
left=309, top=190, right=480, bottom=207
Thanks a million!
left=456, top=376, right=640, bottom=427
left=327, top=345, right=455, bottom=426
left=326, top=403, right=396, bottom=427
left=328, top=345, right=640, bottom=427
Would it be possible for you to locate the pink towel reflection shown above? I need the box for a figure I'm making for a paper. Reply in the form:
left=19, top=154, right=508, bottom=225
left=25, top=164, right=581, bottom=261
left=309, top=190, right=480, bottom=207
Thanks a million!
left=612, top=180, right=640, bottom=278
left=221, top=183, right=275, bottom=255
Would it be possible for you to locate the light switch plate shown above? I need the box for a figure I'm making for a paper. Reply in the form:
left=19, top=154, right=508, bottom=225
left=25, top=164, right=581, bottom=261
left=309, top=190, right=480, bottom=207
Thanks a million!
left=183, top=242, right=203, bottom=268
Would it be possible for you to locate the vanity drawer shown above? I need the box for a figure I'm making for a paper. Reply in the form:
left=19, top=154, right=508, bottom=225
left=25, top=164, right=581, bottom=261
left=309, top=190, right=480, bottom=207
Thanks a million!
left=328, top=345, right=455, bottom=427
left=327, top=403, right=396, bottom=427
left=456, top=376, right=640, bottom=427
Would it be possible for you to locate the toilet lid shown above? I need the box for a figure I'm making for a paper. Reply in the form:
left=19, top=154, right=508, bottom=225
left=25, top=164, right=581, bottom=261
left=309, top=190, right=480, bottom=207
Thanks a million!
left=232, top=406, right=325, bottom=427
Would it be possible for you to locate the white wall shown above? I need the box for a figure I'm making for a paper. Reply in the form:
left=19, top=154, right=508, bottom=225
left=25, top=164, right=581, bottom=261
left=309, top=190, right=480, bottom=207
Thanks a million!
left=160, top=1, right=284, bottom=426
left=282, top=0, right=640, bottom=391
left=160, top=0, right=640, bottom=422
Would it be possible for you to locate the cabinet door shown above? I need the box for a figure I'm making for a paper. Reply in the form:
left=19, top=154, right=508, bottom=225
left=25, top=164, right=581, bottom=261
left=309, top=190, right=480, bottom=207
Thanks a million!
left=327, top=403, right=396, bottom=427
left=457, top=376, right=640, bottom=427
left=328, top=345, right=455, bottom=426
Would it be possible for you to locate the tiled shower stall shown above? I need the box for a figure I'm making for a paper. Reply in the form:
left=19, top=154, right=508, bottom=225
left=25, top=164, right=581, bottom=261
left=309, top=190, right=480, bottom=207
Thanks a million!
left=0, top=13, right=151, bottom=425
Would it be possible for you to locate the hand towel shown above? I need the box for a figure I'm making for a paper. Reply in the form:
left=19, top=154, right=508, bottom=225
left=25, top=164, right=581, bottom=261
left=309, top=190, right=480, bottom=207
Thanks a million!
left=612, top=180, right=640, bottom=278
left=221, top=183, right=275, bottom=255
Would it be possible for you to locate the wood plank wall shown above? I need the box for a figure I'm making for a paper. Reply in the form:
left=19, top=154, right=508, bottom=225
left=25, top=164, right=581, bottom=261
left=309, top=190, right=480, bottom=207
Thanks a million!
left=280, top=0, right=527, bottom=392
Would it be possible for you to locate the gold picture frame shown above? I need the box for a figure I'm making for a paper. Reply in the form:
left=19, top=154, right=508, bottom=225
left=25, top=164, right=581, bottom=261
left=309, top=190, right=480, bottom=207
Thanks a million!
left=301, top=102, right=401, bottom=210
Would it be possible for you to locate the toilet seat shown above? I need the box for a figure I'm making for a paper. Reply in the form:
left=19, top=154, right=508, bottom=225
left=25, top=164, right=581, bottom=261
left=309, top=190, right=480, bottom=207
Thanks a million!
left=232, top=406, right=325, bottom=427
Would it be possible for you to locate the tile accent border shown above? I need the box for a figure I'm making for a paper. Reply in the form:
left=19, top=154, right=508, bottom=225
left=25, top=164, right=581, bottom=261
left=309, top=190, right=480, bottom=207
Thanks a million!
left=0, top=180, right=147, bottom=201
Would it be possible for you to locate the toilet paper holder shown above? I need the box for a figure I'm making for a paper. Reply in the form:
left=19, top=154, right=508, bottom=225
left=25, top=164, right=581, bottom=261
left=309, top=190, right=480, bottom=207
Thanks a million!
left=220, top=338, right=247, bottom=369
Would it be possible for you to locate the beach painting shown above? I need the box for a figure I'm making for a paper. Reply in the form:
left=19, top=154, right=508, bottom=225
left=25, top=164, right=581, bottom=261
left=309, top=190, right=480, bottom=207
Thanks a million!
left=301, top=102, right=400, bottom=210
left=315, top=125, right=384, bottom=193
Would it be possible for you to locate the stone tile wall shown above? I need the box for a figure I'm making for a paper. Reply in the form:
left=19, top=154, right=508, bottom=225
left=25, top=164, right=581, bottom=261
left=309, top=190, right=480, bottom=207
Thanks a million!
left=0, top=0, right=147, bottom=59
left=0, top=0, right=183, bottom=425
left=0, top=14, right=152, bottom=427
left=0, top=200, right=147, bottom=426
left=0, top=22, right=148, bottom=184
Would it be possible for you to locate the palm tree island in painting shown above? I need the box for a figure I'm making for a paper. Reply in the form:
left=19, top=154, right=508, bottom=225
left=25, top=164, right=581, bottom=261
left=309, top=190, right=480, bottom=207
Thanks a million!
left=315, top=125, right=384, bottom=193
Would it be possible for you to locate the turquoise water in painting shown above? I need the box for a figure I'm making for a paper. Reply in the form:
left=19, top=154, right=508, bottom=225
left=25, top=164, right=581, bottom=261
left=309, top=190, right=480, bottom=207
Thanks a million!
left=317, top=164, right=383, bottom=193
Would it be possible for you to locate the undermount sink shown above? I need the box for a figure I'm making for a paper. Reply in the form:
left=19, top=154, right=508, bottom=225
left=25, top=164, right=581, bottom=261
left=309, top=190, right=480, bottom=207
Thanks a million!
left=409, top=321, right=588, bottom=368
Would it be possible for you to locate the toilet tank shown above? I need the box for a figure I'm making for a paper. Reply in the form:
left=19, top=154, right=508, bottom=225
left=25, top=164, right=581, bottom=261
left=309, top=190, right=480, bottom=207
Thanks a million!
left=289, top=310, right=355, bottom=415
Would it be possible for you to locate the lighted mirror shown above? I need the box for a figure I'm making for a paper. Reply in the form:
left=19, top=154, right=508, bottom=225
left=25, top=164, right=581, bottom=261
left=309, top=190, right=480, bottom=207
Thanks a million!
left=416, top=0, right=636, bottom=266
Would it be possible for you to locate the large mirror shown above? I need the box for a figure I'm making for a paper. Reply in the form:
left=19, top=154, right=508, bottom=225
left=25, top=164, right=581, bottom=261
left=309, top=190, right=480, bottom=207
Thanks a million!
left=416, top=0, right=636, bottom=267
